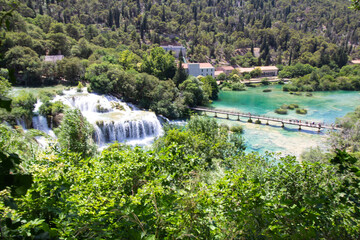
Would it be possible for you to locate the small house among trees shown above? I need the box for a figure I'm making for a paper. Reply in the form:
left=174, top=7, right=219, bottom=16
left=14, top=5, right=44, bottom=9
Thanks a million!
left=237, top=66, right=279, bottom=77
left=44, top=55, right=64, bottom=63
left=182, top=63, right=215, bottom=77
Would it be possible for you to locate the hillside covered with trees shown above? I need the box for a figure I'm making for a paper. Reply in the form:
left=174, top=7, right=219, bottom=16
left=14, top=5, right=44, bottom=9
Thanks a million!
left=3, top=0, right=360, bottom=66
left=1, top=0, right=359, bottom=118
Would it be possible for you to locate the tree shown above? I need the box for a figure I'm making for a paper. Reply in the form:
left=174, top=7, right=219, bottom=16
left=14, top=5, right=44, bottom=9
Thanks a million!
left=48, top=32, right=70, bottom=55
left=4, top=46, right=41, bottom=85
left=141, top=47, right=176, bottom=80
left=118, top=50, right=141, bottom=70
left=173, top=61, right=188, bottom=86
left=179, top=77, right=208, bottom=107
left=250, top=67, right=262, bottom=78
left=58, top=57, right=84, bottom=84
left=55, top=109, right=95, bottom=158
left=351, top=0, right=360, bottom=10
left=329, top=106, right=360, bottom=153
left=85, top=62, right=122, bottom=94
left=201, top=75, right=219, bottom=100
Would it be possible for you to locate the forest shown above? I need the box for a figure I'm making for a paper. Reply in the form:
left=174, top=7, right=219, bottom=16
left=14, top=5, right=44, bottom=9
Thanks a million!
left=1, top=0, right=360, bottom=114
left=1, top=0, right=360, bottom=238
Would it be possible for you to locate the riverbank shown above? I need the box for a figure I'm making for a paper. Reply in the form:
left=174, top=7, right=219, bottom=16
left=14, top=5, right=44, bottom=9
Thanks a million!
left=211, top=85, right=360, bottom=156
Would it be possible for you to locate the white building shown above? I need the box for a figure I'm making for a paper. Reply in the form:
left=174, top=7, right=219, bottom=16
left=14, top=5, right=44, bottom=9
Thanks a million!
left=44, top=55, right=64, bottom=63
left=182, top=63, right=215, bottom=77
left=237, top=66, right=279, bottom=77
left=160, top=45, right=186, bottom=58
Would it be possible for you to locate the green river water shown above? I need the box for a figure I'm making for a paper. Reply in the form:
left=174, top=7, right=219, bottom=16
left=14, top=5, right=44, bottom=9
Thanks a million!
left=211, top=85, right=360, bottom=157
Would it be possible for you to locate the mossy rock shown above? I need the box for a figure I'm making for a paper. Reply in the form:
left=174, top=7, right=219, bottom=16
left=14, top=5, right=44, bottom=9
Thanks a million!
left=96, top=120, right=104, bottom=126
left=263, top=89, right=272, bottom=92
left=296, top=108, right=307, bottom=114
left=288, top=104, right=299, bottom=110
left=275, top=108, right=288, bottom=114
left=111, top=102, right=125, bottom=111
left=281, top=104, right=289, bottom=109
left=294, top=92, right=302, bottom=96
left=306, top=93, right=313, bottom=97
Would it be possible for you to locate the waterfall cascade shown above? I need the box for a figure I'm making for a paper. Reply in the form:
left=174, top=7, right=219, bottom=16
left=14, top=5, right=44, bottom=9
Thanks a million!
left=46, top=88, right=163, bottom=146
left=32, top=100, right=56, bottom=138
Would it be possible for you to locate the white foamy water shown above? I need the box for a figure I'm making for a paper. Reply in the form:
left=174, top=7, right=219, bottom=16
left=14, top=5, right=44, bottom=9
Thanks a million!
left=51, top=88, right=163, bottom=146
left=32, top=100, right=56, bottom=138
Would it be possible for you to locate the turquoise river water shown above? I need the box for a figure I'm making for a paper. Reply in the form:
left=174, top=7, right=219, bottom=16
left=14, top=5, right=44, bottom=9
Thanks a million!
left=211, top=85, right=360, bottom=157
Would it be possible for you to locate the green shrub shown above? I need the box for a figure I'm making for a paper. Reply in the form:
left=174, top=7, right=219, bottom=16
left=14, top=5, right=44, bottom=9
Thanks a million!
left=220, top=124, right=230, bottom=131
left=77, top=81, right=84, bottom=92
left=247, top=118, right=253, bottom=123
left=39, top=101, right=66, bottom=116
left=39, top=90, right=55, bottom=102
left=55, top=90, right=64, bottom=96
left=255, top=119, right=261, bottom=124
left=275, top=108, right=288, bottom=114
left=232, top=82, right=246, bottom=91
left=281, top=104, right=289, bottom=109
left=288, top=104, right=299, bottom=110
left=222, top=87, right=232, bottom=91
left=296, top=108, right=308, bottom=114
left=230, top=125, right=243, bottom=133
left=261, top=78, right=270, bottom=85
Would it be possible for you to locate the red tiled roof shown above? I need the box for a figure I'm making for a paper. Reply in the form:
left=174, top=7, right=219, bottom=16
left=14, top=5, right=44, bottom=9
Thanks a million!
left=237, top=66, right=278, bottom=72
left=199, top=63, right=214, bottom=68
left=215, top=71, right=224, bottom=76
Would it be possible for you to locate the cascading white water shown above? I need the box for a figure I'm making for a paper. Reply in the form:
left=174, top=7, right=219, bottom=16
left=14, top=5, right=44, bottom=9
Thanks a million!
left=32, top=100, right=56, bottom=138
left=93, top=117, right=162, bottom=145
left=16, top=118, right=27, bottom=129
left=52, top=88, right=163, bottom=146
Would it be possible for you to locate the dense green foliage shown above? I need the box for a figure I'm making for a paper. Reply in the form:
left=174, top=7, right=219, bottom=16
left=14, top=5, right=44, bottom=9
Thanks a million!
left=1, top=2, right=360, bottom=238
left=283, top=64, right=360, bottom=92
left=2, top=0, right=358, bottom=68
left=1, top=116, right=360, bottom=238
left=55, top=108, right=96, bottom=158
left=330, top=106, right=360, bottom=155
left=1, top=0, right=359, bottom=116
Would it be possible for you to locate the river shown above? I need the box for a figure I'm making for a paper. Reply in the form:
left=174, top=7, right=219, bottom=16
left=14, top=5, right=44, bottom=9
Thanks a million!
left=211, top=85, right=360, bottom=156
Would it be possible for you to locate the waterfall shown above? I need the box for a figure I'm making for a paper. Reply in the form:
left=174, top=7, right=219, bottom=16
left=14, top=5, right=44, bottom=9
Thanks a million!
left=53, top=88, right=163, bottom=146
left=93, top=116, right=163, bottom=146
left=32, top=99, right=56, bottom=138
left=32, top=115, right=56, bottom=138
left=16, top=118, right=27, bottom=129
left=53, top=91, right=131, bottom=112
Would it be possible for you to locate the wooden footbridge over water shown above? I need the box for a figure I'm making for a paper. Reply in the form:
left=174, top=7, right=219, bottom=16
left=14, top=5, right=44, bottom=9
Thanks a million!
left=190, top=107, right=342, bottom=132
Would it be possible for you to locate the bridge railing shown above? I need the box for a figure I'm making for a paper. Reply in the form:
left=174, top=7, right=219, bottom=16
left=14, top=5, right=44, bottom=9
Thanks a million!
left=190, top=107, right=339, bottom=129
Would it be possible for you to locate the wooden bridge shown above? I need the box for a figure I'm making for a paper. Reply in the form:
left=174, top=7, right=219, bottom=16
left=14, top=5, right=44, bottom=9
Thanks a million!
left=190, top=107, right=342, bottom=132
